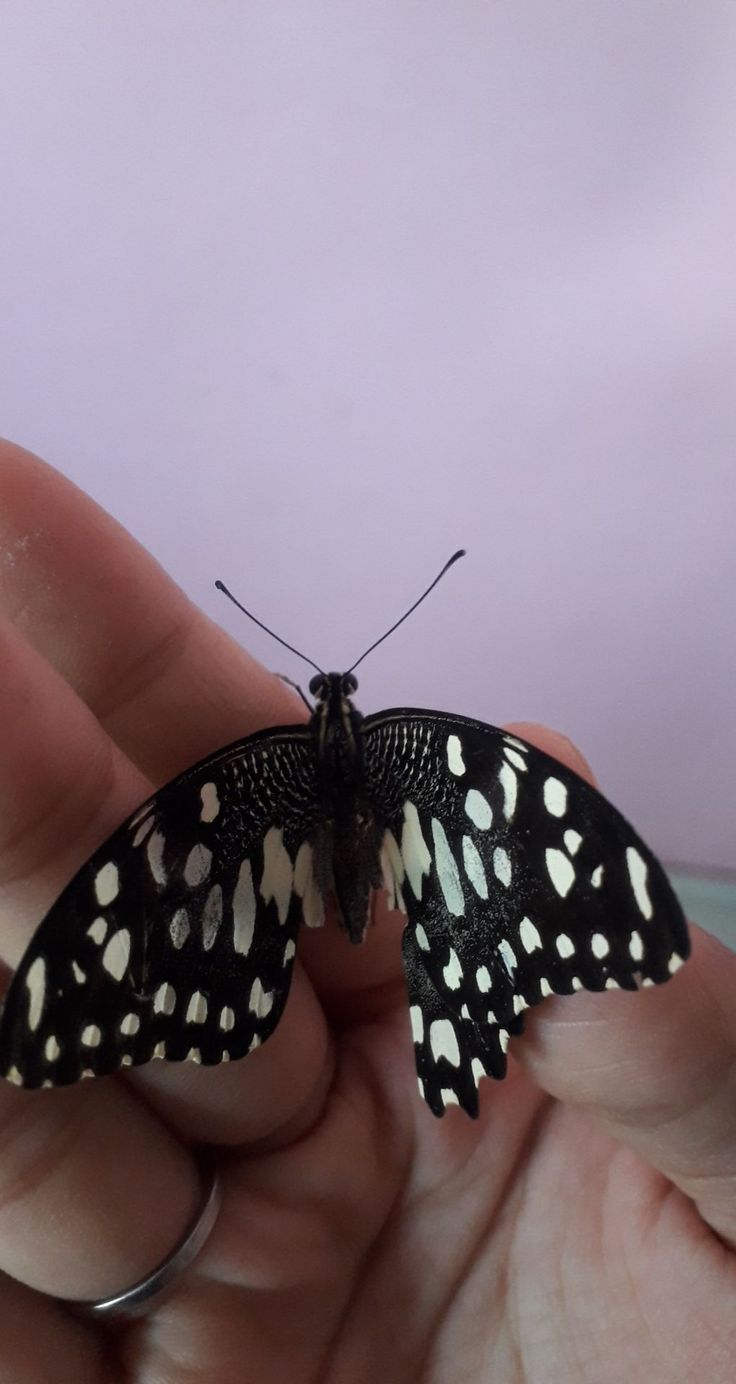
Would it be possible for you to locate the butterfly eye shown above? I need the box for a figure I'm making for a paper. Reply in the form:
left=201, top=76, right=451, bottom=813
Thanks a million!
left=342, top=673, right=358, bottom=695
left=309, top=673, right=327, bottom=696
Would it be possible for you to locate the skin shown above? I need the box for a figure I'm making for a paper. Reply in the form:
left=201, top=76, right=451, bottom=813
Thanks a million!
left=0, top=439, right=733, bottom=1384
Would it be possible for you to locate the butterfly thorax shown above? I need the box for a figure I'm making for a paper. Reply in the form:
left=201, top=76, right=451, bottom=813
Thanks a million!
left=308, top=672, right=384, bottom=944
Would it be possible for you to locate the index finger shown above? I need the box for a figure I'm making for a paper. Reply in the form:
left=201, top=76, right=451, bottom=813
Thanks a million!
left=0, top=439, right=302, bottom=782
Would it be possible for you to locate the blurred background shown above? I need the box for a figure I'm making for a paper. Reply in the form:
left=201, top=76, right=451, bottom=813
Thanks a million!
left=0, top=4, right=733, bottom=937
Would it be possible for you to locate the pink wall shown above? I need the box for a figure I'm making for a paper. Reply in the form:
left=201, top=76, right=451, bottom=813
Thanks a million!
left=0, top=4, right=733, bottom=869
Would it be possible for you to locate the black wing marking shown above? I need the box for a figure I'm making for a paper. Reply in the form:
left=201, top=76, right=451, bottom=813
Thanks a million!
left=363, top=709, right=690, bottom=1117
left=0, top=727, right=322, bottom=1088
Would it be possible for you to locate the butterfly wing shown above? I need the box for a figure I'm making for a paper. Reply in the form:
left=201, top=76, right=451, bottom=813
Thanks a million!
left=363, top=710, right=690, bottom=1117
left=0, top=727, right=323, bottom=1088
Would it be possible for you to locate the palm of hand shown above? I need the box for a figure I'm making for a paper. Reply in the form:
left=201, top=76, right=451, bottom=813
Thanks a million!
left=0, top=443, right=733, bottom=1384
left=121, top=1005, right=731, bottom=1384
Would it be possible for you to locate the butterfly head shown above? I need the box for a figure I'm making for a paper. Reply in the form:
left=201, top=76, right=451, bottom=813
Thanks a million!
left=308, top=671, right=359, bottom=707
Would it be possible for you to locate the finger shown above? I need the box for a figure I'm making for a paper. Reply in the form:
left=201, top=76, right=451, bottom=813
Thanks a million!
left=0, top=1078, right=200, bottom=1301
left=0, top=1271, right=103, bottom=1383
left=513, top=725, right=736, bottom=1250
left=0, top=440, right=302, bottom=783
left=0, top=611, right=330, bottom=1145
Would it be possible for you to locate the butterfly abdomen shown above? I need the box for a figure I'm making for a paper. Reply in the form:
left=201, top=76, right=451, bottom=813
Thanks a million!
left=310, top=674, right=382, bottom=944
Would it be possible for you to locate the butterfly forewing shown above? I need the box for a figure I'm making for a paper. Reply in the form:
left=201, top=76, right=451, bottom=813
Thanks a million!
left=363, top=710, right=690, bottom=1116
left=0, top=729, right=321, bottom=1088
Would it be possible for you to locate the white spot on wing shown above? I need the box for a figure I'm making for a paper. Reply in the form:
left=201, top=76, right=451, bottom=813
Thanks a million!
left=564, top=829, right=582, bottom=856
left=415, top=923, right=430, bottom=952
left=249, top=977, right=274, bottom=1019
left=186, top=991, right=208, bottom=1024
left=383, top=830, right=404, bottom=884
left=432, top=819, right=465, bottom=916
left=102, top=928, right=131, bottom=982
left=87, top=917, right=107, bottom=945
left=498, top=939, right=517, bottom=977
left=44, top=1035, right=60, bottom=1062
left=462, top=835, right=488, bottom=900
left=504, top=735, right=529, bottom=754
left=401, top=802, right=432, bottom=900
left=146, top=831, right=167, bottom=885
left=153, top=982, right=176, bottom=1015
left=220, top=1006, right=235, bottom=1032
left=294, top=842, right=324, bottom=928
left=81, top=1024, right=101, bottom=1047
left=591, top=865, right=604, bottom=888
left=120, top=1012, right=140, bottom=1036
left=429, top=1018, right=461, bottom=1066
left=519, top=916, right=542, bottom=953
left=260, top=827, right=293, bottom=925
left=199, top=781, right=220, bottom=823
left=543, top=777, right=567, bottom=817
left=464, top=788, right=493, bottom=831
left=546, top=848, right=575, bottom=897
left=556, top=932, right=575, bottom=959
left=626, top=847, right=653, bottom=920
left=540, top=977, right=553, bottom=997
left=132, top=814, right=155, bottom=848
left=25, top=957, right=46, bottom=1032
left=233, top=859, right=257, bottom=954
left=446, top=734, right=465, bottom=776
left=94, top=861, right=120, bottom=905
left=668, top=953, right=684, bottom=974
left=169, top=908, right=190, bottom=949
left=471, top=1057, right=486, bottom=1087
left=493, top=847, right=511, bottom=887
left=409, top=1005, right=424, bottom=1043
left=380, top=830, right=406, bottom=913
left=629, top=930, right=644, bottom=961
left=476, top=965, right=492, bottom=992
left=498, top=761, right=518, bottom=820
left=443, top=948, right=463, bottom=989
left=504, top=747, right=528, bottom=772
left=294, top=842, right=313, bottom=896
left=201, top=884, right=223, bottom=950
left=184, top=843, right=212, bottom=887
left=591, top=932, right=610, bottom=959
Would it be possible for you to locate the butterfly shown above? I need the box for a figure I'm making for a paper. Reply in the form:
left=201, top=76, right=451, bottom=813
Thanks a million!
left=0, top=553, right=689, bottom=1117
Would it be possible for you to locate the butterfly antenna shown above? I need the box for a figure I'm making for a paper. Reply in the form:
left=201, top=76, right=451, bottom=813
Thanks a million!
left=215, top=581, right=325, bottom=674
left=346, top=548, right=466, bottom=675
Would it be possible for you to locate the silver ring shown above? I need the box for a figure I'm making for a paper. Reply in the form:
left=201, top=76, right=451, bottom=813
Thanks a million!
left=69, top=1162, right=222, bottom=1319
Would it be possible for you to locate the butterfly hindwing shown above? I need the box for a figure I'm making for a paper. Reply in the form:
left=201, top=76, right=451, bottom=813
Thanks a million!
left=363, top=710, right=690, bottom=1116
left=0, top=728, right=321, bottom=1088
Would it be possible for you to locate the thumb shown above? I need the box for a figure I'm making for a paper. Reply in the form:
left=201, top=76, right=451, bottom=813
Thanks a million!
left=511, top=722, right=736, bottom=1251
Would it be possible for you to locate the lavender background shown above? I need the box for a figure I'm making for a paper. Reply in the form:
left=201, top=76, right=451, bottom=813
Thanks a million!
left=0, top=4, right=733, bottom=871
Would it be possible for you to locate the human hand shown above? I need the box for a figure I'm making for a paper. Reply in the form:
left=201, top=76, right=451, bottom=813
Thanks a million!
left=0, top=440, right=733, bottom=1383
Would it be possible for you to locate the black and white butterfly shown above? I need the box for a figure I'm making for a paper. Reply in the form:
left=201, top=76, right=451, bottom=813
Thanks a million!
left=0, top=556, right=689, bottom=1117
